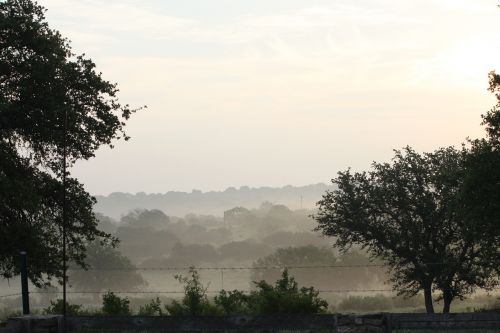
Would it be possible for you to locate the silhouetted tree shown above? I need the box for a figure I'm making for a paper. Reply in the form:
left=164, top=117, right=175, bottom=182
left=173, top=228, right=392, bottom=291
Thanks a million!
left=69, top=241, right=146, bottom=292
left=0, top=0, right=140, bottom=285
left=456, top=71, right=500, bottom=278
left=315, top=147, right=498, bottom=313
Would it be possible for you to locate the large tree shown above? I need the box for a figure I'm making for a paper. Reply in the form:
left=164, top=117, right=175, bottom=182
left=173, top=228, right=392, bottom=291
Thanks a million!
left=0, top=0, right=140, bottom=285
left=69, top=241, right=146, bottom=293
left=460, top=71, right=500, bottom=262
left=314, top=146, right=498, bottom=313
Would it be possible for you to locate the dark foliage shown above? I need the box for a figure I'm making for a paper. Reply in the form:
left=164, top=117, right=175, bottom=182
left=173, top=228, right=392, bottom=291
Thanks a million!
left=165, top=268, right=219, bottom=316
left=315, top=147, right=498, bottom=313
left=44, top=299, right=83, bottom=316
left=0, top=0, right=140, bottom=285
left=69, top=241, right=146, bottom=292
left=102, top=291, right=131, bottom=316
left=247, top=269, right=328, bottom=315
left=138, top=297, right=164, bottom=316
left=167, top=268, right=327, bottom=316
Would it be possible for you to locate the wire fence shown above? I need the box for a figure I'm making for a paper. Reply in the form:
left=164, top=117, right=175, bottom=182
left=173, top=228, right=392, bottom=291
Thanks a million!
left=1, top=260, right=499, bottom=333
left=65, top=263, right=388, bottom=271
left=1, top=263, right=499, bottom=298
left=0, top=263, right=390, bottom=302
left=0, top=289, right=397, bottom=298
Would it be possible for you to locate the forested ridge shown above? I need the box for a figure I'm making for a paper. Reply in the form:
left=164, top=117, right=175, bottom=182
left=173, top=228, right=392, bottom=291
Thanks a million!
left=94, top=183, right=334, bottom=218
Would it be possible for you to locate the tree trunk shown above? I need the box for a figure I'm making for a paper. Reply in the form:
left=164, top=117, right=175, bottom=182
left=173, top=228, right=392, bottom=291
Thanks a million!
left=423, top=284, right=434, bottom=313
left=442, top=288, right=453, bottom=313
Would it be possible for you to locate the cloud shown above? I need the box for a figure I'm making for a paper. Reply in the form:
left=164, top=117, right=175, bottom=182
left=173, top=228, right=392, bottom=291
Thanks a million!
left=40, top=0, right=500, bottom=194
left=41, top=1, right=431, bottom=45
left=43, top=0, right=197, bottom=40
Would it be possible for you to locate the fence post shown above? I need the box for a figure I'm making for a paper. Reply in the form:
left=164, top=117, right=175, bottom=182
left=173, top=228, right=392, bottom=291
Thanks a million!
left=20, top=251, right=30, bottom=315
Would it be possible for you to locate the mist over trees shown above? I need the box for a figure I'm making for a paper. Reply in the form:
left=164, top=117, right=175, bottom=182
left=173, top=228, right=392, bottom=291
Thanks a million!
left=68, top=203, right=382, bottom=301
left=69, top=241, right=146, bottom=293
left=251, top=246, right=386, bottom=292
left=1, top=0, right=499, bottom=318
left=93, top=184, right=334, bottom=218
left=96, top=203, right=330, bottom=268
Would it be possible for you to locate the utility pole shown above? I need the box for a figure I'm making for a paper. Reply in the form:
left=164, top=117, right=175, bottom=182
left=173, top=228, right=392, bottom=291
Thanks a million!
left=20, top=251, right=29, bottom=315
left=62, top=107, right=68, bottom=332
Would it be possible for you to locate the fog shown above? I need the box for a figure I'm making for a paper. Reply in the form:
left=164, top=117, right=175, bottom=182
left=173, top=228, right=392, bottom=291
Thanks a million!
left=1, top=187, right=390, bottom=312
left=1, top=185, right=497, bottom=314
left=93, top=183, right=334, bottom=218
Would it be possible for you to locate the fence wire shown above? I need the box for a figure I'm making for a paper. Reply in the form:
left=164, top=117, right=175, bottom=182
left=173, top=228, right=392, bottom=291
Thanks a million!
left=1, top=263, right=498, bottom=299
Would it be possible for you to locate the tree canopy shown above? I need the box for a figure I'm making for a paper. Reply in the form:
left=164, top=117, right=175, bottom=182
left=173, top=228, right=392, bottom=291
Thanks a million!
left=314, top=146, right=498, bottom=313
left=457, top=71, right=500, bottom=276
left=0, top=0, right=140, bottom=285
left=68, top=241, right=146, bottom=292
left=251, top=246, right=386, bottom=291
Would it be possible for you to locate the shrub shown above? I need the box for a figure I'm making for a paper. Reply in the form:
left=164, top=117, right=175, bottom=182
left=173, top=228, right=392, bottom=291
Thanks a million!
left=167, top=268, right=327, bottom=316
left=247, top=269, right=328, bottom=315
left=138, top=297, right=164, bottom=316
left=44, top=299, right=83, bottom=315
left=102, top=291, right=131, bottom=315
left=214, top=290, right=249, bottom=315
left=165, top=268, right=219, bottom=316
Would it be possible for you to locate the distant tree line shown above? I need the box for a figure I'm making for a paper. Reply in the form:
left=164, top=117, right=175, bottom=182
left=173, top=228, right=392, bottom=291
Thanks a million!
left=67, top=208, right=384, bottom=294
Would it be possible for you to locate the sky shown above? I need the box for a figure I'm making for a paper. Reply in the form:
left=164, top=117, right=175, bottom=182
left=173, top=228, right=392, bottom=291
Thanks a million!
left=41, top=0, right=500, bottom=195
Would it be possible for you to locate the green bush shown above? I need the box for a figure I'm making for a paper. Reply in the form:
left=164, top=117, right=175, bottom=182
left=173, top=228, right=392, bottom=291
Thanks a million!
left=138, top=297, right=164, bottom=316
left=167, top=268, right=327, bottom=316
left=102, top=291, right=131, bottom=315
left=165, top=268, right=220, bottom=316
left=247, top=269, right=328, bottom=315
left=214, top=290, right=250, bottom=315
left=44, top=299, right=83, bottom=315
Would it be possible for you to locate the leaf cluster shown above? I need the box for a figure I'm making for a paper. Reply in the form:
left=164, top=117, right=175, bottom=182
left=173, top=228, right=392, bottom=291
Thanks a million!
left=102, top=291, right=131, bottom=316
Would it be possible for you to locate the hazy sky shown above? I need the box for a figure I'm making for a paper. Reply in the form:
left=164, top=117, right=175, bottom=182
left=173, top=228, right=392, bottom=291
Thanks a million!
left=41, top=0, right=500, bottom=195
